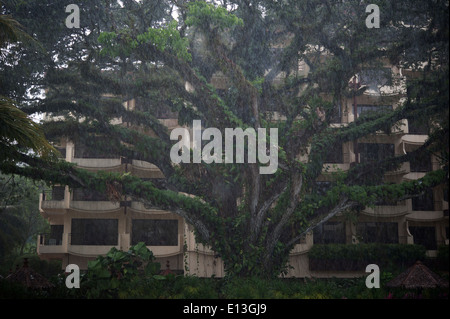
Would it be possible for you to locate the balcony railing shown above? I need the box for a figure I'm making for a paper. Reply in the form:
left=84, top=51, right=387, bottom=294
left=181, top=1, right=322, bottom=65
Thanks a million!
left=42, top=187, right=65, bottom=201
left=39, top=233, right=63, bottom=246
left=37, top=233, right=67, bottom=255
left=407, top=118, right=429, bottom=135
left=72, top=188, right=109, bottom=201
left=40, top=187, right=67, bottom=211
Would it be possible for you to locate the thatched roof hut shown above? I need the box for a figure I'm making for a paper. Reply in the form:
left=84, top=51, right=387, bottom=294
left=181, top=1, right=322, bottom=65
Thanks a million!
left=386, top=261, right=449, bottom=289
left=5, top=258, right=54, bottom=290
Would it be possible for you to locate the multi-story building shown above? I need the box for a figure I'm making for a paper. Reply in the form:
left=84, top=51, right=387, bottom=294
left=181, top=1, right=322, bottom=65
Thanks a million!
left=37, top=102, right=225, bottom=277
left=37, top=59, right=448, bottom=278
left=285, top=61, right=449, bottom=277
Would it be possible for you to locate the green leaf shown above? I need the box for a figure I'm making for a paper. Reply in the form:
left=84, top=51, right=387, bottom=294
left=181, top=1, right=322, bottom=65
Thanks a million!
left=110, top=278, right=120, bottom=289
left=145, top=261, right=161, bottom=276
left=87, top=259, right=101, bottom=270
left=96, top=268, right=112, bottom=279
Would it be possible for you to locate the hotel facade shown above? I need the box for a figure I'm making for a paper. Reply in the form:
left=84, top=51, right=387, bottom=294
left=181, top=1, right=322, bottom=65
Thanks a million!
left=37, top=60, right=449, bottom=278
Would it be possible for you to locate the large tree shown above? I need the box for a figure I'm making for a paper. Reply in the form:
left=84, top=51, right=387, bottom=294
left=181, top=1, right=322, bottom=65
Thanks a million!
left=0, top=173, right=47, bottom=263
left=1, top=0, right=448, bottom=277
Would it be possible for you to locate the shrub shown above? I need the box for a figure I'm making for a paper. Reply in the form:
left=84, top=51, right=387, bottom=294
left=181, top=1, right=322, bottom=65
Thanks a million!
left=437, top=245, right=449, bottom=270
left=309, top=244, right=426, bottom=272
left=0, top=279, right=38, bottom=298
left=78, top=242, right=165, bottom=299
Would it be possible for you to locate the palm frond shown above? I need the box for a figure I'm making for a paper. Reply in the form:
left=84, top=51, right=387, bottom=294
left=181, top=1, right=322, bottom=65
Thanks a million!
left=0, top=96, right=58, bottom=159
left=0, top=12, right=33, bottom=47
left=0, top=8, right=44, bottom=54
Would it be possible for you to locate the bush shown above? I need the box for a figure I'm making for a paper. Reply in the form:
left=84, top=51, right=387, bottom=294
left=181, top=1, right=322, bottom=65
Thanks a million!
left=309, top=244, right=426, bottom=272
left=437, top=245, right=449, bottom=270
left=168, top=276, right=220, bottom=299
left=77, top=242, right=165, bottom=299
left=0, top=279, right=38, bottom=298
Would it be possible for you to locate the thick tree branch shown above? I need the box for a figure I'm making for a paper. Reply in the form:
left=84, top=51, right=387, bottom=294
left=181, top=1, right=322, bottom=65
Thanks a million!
left=286, top=197, right=354, bottom=247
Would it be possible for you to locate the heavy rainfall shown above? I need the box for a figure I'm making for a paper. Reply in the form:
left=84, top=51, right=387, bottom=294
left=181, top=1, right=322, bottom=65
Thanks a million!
left=0, top=0, right=448, bottom=309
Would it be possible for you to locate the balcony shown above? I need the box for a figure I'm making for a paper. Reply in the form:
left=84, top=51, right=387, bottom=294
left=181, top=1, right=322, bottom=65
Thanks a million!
left=38, top=230, right=184, bottom=258
left=384, top=161, right=409, bottom=176
left=322, top=163, right=351, bottom=173
left=68, top=243, right=119, bottom=256
left=70, top=188, right=120, bottom=212
left=68, top=225, right=120, bottom=256
left=131, top=218, right=183, bottom=257
left=357, top=68, right=406, bottom=97
left=406, top=118, right=429, bottom=135
left=40, top=187, right=67, bottom=215
left=148, top=234, right=184, bottom=257
left=70, top=200, right=120, bottom=212
left=402, top=135, right=428, bottom=151
left=407, top=210, right=446, bottom=222
left=362, top=201, right=409, bottom=218
left=37, top=232, right=67, bottom=255
left=131, top=160, right=164, bottom=179
left=130, top=201, right=169, bottom=214
left=72, top=157, right=124, bottom=173
left=38, top=232, right=131, bottom=257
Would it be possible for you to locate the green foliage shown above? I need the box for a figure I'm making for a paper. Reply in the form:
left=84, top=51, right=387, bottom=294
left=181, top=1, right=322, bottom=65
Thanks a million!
left=165, top=276, right=220, bottom=299
left=2, top=0, right=448, bottom=280
left=437, top=245, right=449, bottom=270
left=0, top=279, right=38, bottom=298
left=136, top=20, right=191, bottom=62
left=98, top=20, right=191, bottom=62
left=0, top=173, right=48, bottom=268
left=0, top=96, right=58, bottom=161
left=309, top=244, right=426, bottom=272
left=186, top=1, right=244, bottom=31
left=80, top=243, right=164, bottom=299
left=3, top=273, right=448, bottom=299
left=97, top=31, right=127, bottom=57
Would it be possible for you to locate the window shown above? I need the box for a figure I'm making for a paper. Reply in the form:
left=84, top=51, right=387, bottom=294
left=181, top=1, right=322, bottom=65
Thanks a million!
left=47, top=225, right=63, bottom=245
left=408, top=117, right=429, bottom=135
left=51, top=186, right=65, bottom=201
left=298, top=60, right=307, bottom=73
left=72, top=188, right=109, bottom=201
left=409, top=226, right=437, bottom=250
left=55, top=147, right=66, bottom=159
left=314, top=181, right=334, bottom=196
left=135, top=97, right=178, bottom=119
left=313, top=222, right=346, bottom=244
left=377, top=199, right=398, bottom=206
left=359, top=68, right=393, bottom=87
left=74, top=138, right=117, bottom=158
left=409, top=152, right=432, bottom=172
left=71, top=219, right=118, bottom=245
left=324, top=143, right=343, bottom=163
left=359, top=143, right=395, bottom=163
left=132, top=219, right=178, bottom=246
left=412, top=188, right=434, bottom=211
left=329, top=103, right=342, bottom=123
left=357, top=105, right=392, bottom=117
left=356, top=222, right=398, bottom=244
